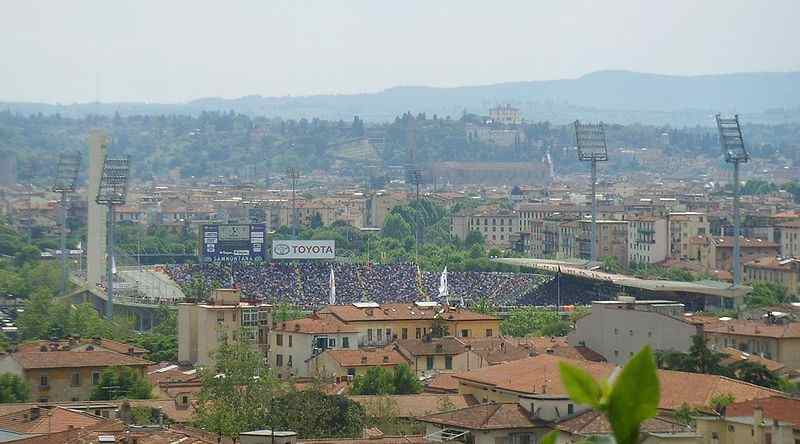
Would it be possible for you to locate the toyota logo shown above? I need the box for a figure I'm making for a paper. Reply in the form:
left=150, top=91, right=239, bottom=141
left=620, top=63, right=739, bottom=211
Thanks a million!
left=274, top=244, right=290, bottom=255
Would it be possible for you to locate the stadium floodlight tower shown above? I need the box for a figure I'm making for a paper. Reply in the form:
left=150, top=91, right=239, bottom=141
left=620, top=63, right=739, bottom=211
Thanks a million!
left=95, top=156, right=130, bottom=319
left=716, top=114, right=749, bottom=287
left=52, top=152, right=81, bottom=295
left=286, top=167, right=300, bottom=238
left=574, top=120, right=608, bottom=263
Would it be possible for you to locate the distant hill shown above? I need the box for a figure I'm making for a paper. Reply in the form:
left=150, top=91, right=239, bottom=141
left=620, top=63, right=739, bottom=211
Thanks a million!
left=3, top=70, right=800, bottom=125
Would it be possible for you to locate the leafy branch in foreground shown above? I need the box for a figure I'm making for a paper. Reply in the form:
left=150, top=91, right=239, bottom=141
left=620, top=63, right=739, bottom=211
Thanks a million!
left=540, top=346, right=661, bottom=444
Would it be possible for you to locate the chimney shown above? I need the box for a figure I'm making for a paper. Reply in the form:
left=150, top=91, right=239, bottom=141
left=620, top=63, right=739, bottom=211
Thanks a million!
left=361, top=356, right=368, bottom=364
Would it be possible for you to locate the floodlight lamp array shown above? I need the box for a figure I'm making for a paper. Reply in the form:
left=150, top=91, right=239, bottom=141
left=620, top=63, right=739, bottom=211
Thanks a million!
left=574, top=120, right=608, bottom=162
left=52, top=152, right=81, bottom=193
left=716, top=114, right=749, bottom=163
left=96, top=156, right=130, bottom=205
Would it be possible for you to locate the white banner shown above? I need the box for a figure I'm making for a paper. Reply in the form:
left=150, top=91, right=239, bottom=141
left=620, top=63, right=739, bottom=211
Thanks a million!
left=272, top=240, right=335, bottom=259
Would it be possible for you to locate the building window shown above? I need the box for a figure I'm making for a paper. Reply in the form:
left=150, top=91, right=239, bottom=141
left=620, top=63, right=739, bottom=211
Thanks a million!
left=614, top=328, right=619, bottom=335
left=276, top=354, right=283, bottom=367
left=377, top=329, right=383, bottom=342
left=386, top=328, right=392, bottom=339
left=288, top=335, right=292, bottom=348
left=217, top=312, right=225, bottom=322
left=276, top=334, right=283, bottom=346
left=568, top=404, right=574, bottom=415
left=629, top=330, right=633, bottom=336
left=367, top=329, right=373, bottom=341
left=92, top=372, right=101, bottom=385
left=71, top=372, right=80, bottom=387
left=614, top=350, right=619, bottom=357
left=40, top=375, right=48, bottom=387
left=342, top=337, right=350, bottom=348
left=328, top=338, right=336, bottom=347
left=445, top=356, right=453, bottom=370
left=402, top=328, right=408, bottom=340
left=287, top=356, right=293, bottom=368
left=347, top=368, right=356, bottom=377
left=486, top=329, right=493, bottom=337
left=416, top=328, right=422, bottom=339
left=426, top=356, right=434, bottom=370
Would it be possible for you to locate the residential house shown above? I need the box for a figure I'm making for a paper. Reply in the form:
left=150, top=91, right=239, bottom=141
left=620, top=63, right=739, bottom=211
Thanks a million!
left=269, top=317, right=359, bottom=379
left=777, top=221, right=800, bottom=258
left=702, top=318, right=800, bottom=370
left=310, top=348, right=409, bottom=379
left=695, top=396, right=800, bottom=444
left=688, top=236, right=780, bottom=276
left=669, top=212, right=710, bottom=260
left=0, top=350, right=152, bottom=402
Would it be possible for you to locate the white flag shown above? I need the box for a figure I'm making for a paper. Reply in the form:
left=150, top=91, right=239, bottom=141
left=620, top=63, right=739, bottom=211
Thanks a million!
left=111, top=254, right=117, bottom=275
left=329, top=267, right=336, bottom=305
left=438, top=266, right=448, bottom=301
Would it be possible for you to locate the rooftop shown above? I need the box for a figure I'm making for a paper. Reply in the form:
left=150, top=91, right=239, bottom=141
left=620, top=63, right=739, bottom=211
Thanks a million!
left=273, top=318, right=358, bottom=334
left=417, top=403, right=543, bottom=430
left=725, top=396, right=800, bottom=427
left=8, top=350, right=153, bottom=370
left=452, top=354, right=781, bottom=410
left=319, top=303, right=497, bottom=323
left=323, top=349, right=409, bottom=367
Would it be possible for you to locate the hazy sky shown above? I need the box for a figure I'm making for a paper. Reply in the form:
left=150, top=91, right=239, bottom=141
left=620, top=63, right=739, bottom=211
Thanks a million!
left=2, top=0, right=798, bottom=104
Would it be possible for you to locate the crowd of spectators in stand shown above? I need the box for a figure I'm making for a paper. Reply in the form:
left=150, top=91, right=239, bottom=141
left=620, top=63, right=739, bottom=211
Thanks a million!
left=163, top=262, right=551, bottom=309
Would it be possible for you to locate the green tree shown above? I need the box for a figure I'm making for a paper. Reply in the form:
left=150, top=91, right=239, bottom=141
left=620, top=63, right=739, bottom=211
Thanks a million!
left=540, top=320, right=571, bottom=337
left=196, top=339, right=284, bottom=442
left=747, top=281, right=791, bottom=306
left=90, top=367, right=153, bottom=400
left=273, top=389, right=365, bottom=439
left=382, top=214, right=412, bottom=241
left=688, top=335, right=728, bottom=375
left=392, top=364, right=422, bottom=395
left=727, top=361, right=780, bottom=389
left=0, top=373, right=31, bottom=403
left=14, top=245, right=40, bottom=267
left=129, top=306, right=178, bottom=362
left=501, top=307, right=561, bottom=337
left=601, top=256, right=623, bottom=273
left=351, top=367, right=395, bottom=395
left=309, top=213, right=323, bottom=229
left=464, top=230, right=484, bottom=248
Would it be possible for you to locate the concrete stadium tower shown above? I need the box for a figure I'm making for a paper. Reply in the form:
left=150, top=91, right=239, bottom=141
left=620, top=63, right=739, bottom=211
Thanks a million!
left=86, top=130, right=108, bottom=287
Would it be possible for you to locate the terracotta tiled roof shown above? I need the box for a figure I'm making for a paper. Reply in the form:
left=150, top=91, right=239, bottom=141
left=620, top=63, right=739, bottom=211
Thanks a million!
left=425, top=373, right=459, bottom=393
left=0, top=406, right=103, bottom=434
left=417, top=403, right=543, bottom=430
left=452, top=354, right=781, bottom=410
left=556, top=410, right=691, bottom=436
left=396, top=338, right=466, bottom=356
left=323, top=349, right=409, bottom=367
left=273, top=318, right=358, bottom=334
left=9, top=351, right=153, bottom=369
left=319, top=304, right=497, bottom=323
left=349, top=394, right=477, bottom=418
left=744, top=256, right=800, bottom=271
left=506, top=337, right=606, bottom=362
left=16, top=339, right=148, bottom=356
left=718, top=347, right=785, bottom=372
left=725, top=396, right=800, bottom=426
left=703, top=319, right=800, bottom=338
left=300, top=437, right=424, bottom=444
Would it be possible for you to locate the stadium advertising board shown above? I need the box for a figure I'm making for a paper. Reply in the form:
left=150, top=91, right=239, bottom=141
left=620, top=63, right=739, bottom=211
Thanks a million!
left=201, top=224, right=266, bottom=262
left=272, top=240, right=335, bottom=259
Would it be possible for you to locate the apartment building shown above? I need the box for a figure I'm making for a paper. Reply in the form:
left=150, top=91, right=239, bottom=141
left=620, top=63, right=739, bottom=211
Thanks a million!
left=744, top=257, right=800, bottom=297
left=270, top=317, right=359, bottom=379
left=450, top=206, right=521, bottom=249
left=577, top=220, right=628, bottom=265
left=627, top=216, right=669, bottom=265
left=317, top=302, right=501, bottom=347
left=177, top=288, right=272, bottom=367
left=777, top=221, right=800, bottom=258
left=569, top=298, right=701, bottom=365
left=668, top=212, right=709, bottom=260
left=688, top=236, right=780, bottom=275
left=488, top=104, right=522, bottom=125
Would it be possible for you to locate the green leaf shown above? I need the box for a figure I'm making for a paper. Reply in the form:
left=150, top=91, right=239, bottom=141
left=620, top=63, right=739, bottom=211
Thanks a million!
left=607, top=346, right=660, bottom=444
left=559, top=362, right=604, bottom=408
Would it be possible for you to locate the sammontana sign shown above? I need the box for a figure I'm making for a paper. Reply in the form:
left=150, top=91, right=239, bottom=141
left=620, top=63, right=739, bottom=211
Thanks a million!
left=271, top=240, right=335, bottom=259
